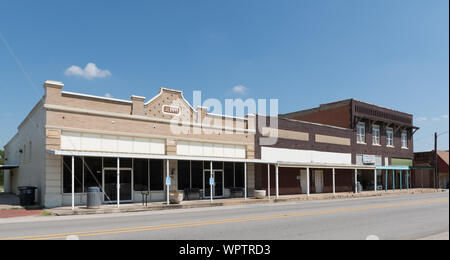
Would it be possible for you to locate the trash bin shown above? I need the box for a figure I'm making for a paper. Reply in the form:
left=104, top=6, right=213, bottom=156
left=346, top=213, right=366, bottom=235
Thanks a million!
left=87, top=187, right=101, bottom=209
left=17, top=186, right=37, bottom=206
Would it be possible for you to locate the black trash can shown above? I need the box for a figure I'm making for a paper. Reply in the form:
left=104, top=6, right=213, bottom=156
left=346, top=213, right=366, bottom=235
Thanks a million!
left=17, top=186, right=37, bottom=206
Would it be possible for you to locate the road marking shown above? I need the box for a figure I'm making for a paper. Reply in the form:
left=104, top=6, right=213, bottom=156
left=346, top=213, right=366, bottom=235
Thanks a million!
left=1, top=198, right=447, bottom=240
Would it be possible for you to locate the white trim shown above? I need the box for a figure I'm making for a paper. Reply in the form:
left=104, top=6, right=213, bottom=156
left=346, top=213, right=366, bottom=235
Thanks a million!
left=62, top=91, right=133, bottom=104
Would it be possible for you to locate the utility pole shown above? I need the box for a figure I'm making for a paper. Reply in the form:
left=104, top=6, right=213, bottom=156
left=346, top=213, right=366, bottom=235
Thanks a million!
left=434, top=132, right=438, bottom=189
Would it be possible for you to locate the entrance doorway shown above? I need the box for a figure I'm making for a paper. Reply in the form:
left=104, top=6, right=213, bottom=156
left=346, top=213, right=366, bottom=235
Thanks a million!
left=103, top=168, right=133, bottom=203
left=203, top=170, right=224, bottom=198
left=315, top=170, right=324, bottom=193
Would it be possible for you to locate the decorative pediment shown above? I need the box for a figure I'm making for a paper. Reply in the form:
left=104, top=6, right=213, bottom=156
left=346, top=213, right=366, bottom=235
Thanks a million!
left=144, top=88, right=194, bottom=121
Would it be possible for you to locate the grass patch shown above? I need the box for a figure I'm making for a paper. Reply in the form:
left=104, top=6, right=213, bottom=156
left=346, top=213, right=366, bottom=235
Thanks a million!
left=41, top=211, right=53, bottom=216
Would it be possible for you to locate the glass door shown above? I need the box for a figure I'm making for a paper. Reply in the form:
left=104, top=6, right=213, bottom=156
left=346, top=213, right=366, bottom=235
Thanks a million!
left=103, top=169, right=133, bottom=203
left=203, top=170, right=224, bottom=198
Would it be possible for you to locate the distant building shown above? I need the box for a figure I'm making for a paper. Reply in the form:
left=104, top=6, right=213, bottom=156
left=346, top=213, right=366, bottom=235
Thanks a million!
left=413, top=150, right=449, bottom=189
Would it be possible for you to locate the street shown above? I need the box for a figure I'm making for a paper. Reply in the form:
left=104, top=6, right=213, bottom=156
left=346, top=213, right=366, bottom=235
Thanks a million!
left=0, top=192, right=448, bottom=240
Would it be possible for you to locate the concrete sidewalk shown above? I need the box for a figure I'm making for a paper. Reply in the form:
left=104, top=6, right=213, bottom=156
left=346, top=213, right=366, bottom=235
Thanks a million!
left=48, top=188, right=446, bottom=216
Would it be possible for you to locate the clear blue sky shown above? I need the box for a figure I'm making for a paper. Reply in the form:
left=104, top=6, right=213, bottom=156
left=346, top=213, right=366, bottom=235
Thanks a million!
left=0, top=0, right=448, bottom=152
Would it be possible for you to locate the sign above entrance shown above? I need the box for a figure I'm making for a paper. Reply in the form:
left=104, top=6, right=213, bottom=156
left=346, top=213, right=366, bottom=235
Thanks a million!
left=363, top=155, right=376, bottom=165
left=162, top=105, right=180, bottom=115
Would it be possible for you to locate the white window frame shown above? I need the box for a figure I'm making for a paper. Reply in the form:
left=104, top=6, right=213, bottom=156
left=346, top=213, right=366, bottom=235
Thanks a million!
left=372, top=125, right=380, bottom=146
left=356, top=122, right=366, bottom=144
left=401, top=130, right=408, bottom=149
left=386, top=127, right=394, bottom=147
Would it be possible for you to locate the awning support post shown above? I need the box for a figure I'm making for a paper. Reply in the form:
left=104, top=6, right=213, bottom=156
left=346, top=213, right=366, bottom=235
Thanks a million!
left=275, top=164, right=279, bottom=199
left=374, top=169, right=377, bottom=192
left=406, top=170, right=409, bottom=191
left=393, top=170, right=396, bottom=192
left=354, top=169, right=358, bottom=193
left=400, top=170, right=403, bottom=190
left=306, top=168, right=310, bottom=197
left=166, top=159, right=170, bottom=205
left=210, top=161, right=213, bottom=203
left=267, top=164, right=271, bottom=200
left=117, top=158, right=120, bottom=208
left=385, top=170, right=388, bottom=192
left=71, top=156, right=75, bottom=211
left=332, top=168, right=336, bottom=195
left=244, top=162, right=247, bottom=200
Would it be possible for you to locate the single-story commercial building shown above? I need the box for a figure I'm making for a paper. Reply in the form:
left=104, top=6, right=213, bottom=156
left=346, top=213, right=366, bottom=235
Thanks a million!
left=3, top=81, right=262, bottom=208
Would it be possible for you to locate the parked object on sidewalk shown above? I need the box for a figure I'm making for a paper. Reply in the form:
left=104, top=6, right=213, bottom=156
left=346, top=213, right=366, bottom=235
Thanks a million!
left=230, top=188, right=244, bottom=198
left=87, top=187, right=101, bottom=209
left=17, top=186, right=37, bottom=206
left=169, top=190, right=184, bottom=204
left=356, top=182, right=363, bottom=193
left=184, top=189, right=201, bottom=200
left=254, top=190, right=267, bottom=199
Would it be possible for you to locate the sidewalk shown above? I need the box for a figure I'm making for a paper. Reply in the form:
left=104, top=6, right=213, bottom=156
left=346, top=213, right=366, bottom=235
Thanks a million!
left=0, top=193, right=44, bottom=219
left=48, top=188, right=446, bottom=216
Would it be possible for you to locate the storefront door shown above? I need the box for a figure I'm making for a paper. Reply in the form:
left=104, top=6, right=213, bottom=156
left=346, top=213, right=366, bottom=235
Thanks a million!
left=203, top=170, right=224, bottom=198
left=103, top=168, right=133, bottom=203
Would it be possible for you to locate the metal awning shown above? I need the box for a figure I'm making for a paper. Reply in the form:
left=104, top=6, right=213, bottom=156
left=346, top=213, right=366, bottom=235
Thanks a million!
left=46, top=150, right=275, bottom=164
left=277, top=161, right=376, bottom=170
left=376, top=166, right=411, bottom=170
left=0, top=165, right=19, bottom=170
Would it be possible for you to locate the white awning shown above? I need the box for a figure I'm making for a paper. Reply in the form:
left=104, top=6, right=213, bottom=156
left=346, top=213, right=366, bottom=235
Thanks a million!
left=46, top=150, right=274, bottom=164
left=277, top=161, right=376, bottom=170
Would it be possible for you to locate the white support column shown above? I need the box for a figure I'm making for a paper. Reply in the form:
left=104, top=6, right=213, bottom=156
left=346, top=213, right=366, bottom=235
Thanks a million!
left=275, top=164, right=279, bottom=199
left=3, top=169, right=11, bottom=193
left=117, top=158, right=120, bottom=208
left=306, top=168, right=310, bottom=197
left=267, top=164, right=271, bottom=200
left=332, top=168, right=336, bottom=195
left=374, top=169, right=377, bottom=192
left=166, top=159, right=170, bottom=205
left=71, top=156, right=75, bottom=211
left=210, top=161, right=213, bottom=203
left=354, top=169, right=358, bottom=193
left=244, top=163, right=247, bottom=200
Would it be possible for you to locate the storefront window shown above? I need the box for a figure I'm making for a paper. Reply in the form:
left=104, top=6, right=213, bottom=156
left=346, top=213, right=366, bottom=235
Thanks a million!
left=191, top=161, right=203, bottom=189
left=62, top=156, right=83, bottom=193
left=150, top=159, right=164, bottom=191
left=83, top=157, right=102, bottom=192
left=224, top=162, right=234, bottom=188
left=178, top=160, right=191, bottom=190
left=235, top=163, right=245, bottom=188
left=134, top=159, right=149, bottom=191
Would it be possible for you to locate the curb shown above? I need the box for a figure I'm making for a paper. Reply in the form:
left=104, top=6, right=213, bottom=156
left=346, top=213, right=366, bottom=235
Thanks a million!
left=48, top=189, right=447, bottom=216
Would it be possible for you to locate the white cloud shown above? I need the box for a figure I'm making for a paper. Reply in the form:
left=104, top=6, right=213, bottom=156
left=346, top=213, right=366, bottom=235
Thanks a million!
left=441, top=115, right=449, bottom=119
left=416, top=117, right=427, bottom=122
left=65, top=63, right=111, bottom=79
left=104, top=93, right=113, bottom=98
left=232, top=85, right=249, bottom=95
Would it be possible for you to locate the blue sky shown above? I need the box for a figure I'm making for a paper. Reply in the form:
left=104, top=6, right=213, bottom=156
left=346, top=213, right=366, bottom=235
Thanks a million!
left=0, top=0, right=448, bottom=152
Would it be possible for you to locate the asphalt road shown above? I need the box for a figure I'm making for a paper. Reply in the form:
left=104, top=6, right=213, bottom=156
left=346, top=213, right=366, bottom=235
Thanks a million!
left=0, top=192, right=448, bottom=240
